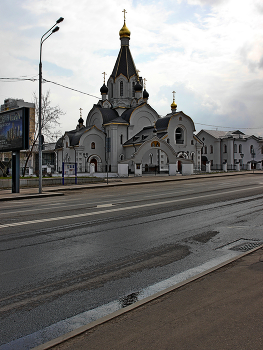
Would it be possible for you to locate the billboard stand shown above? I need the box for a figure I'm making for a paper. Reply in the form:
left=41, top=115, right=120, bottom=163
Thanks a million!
left=12, top=151, right=20, bottom=193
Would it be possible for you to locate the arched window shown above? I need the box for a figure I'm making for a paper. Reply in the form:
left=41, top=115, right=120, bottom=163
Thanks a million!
left=132, top=82, right=135, bottom=97
left=120, top=154, right=124, bottom=161
left=91, top=142, right=95, bottom=149
left=210, top=145, right=213, bottom=154
left=250, top=145, right=254, bottom=154
left=111, top=83, right=113, bottom=98
left=239, top=144, right=242, bottom=153
left=204, top=146, right=207, bottom=154
left=120, top=134, right=123, bottom=145
left=234, top=144, right=237, bottom=153
left=167, top=138, right=170, bottom=144
left=175, top=127, right=184, bottom=144
left=120, top=81, right=123, bottom=97
left=224, top=144, right=227, bottom=153
left=149, top=153, right=153, bottom=164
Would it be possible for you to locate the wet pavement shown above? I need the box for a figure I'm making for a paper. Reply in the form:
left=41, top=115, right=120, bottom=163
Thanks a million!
left=34, top=245, right=263, bottom=350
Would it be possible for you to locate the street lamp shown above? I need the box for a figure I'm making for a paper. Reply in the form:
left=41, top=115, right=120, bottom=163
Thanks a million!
left=39, top=17, right=64, bottom=193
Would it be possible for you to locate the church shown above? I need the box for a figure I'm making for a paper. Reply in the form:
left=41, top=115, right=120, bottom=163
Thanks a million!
left=55, top=14, right=203, bottom=176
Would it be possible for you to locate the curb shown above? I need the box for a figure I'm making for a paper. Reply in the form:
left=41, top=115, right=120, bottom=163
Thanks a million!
left=32, top=244, right=263, bottom=350
left=0, top=192, right=64, bottom=201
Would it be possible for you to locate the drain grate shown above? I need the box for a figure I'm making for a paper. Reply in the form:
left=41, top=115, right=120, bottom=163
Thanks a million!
left=230, top=241, right=263, bottom=252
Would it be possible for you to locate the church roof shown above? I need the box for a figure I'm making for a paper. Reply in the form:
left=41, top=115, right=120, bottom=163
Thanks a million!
left=121, top=107, right=137, bottom=122
left=96, top=107, right=119, bottom=125
left=103, top=116, right=129, bottom=126
left=155, top=115, right=173, bottom=131
left=110, top=45, right=137, bottom=81
left=123, top=126, right=167, bottom=146
left=66, top=127, right=88, bottom=146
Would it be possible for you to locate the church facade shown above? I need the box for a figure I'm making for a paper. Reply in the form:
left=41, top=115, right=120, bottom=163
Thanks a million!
left=55, top=17, right=203, bottom=176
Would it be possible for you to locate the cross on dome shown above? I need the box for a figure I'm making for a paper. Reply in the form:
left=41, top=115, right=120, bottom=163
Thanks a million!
left=102, top=72, right=107, bottom=84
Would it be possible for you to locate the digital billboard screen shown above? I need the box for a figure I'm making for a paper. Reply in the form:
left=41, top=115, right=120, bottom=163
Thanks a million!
left=0, top=107, right=29, bottom=152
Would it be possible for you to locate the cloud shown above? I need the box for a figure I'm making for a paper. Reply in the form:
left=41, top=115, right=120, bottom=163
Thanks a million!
left=0, top=0, right=263, bottom=135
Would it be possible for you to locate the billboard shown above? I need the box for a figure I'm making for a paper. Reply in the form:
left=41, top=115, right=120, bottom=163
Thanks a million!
left=0, top=107, right=29, bottom=152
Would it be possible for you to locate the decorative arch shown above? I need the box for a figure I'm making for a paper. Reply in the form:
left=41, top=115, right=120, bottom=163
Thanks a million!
left=121, top=136, right=193, bottom=166
left=88, top=154, right=102, bottom=172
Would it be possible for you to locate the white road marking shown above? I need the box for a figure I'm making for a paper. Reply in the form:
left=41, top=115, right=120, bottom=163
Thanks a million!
left=1, top=185, right=263, bottom=229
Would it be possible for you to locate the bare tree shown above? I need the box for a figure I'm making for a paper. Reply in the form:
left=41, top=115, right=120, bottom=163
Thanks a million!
left=22, top=90, right=64, bottom=176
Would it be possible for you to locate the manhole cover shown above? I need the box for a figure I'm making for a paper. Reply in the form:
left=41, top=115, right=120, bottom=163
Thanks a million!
left=230, top=241, right=263, bottom=252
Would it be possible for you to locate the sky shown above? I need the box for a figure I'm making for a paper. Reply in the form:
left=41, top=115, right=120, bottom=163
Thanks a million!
left=1, top=0, right=263, bottom=138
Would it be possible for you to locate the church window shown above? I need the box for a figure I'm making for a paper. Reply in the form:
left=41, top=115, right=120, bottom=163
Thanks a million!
left=111, top=83, right=113, bottom=98
left=120, top=154, right=124, bottom=161
left=210, top=145, right=213, bottom=154
left=239, top=144, right=242, bottom=153
left=191, top=140, right=194, bottom=145
left=224, top=144, right=227, bottom=153
left=91, top=142, right=95, bottom=149
left=167, top=138, right=170, bottom=144
left=132, top=82, right=135, bottom=97
left=175, top=127, right=184, bottom=144
left=120, top=81, right=123, bottom=96
left=204, top=146, right=207, bottom=154
left=234, top=144, right=237, bottom=153
left=120, top=134, right=123, bottom=144
left=250, top=145, right=254, bottom=154
left=149, top=153, right=153, bottom=164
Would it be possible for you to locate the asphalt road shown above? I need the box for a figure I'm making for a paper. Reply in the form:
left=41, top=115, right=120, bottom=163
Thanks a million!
left=1, top=174, right=263, bottom=348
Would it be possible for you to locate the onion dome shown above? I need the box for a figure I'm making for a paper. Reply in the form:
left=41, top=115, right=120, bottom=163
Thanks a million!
left=78, top=117, right=84, bottom=125
left=134, top=81, right=143, bottom=92
left=119, top=22, right=131, bottom=38
left=100, top=83, right=108, bottom=94
left=171, top=100, right=177, bottom=110
left=143, top=89, right=149, bottom=99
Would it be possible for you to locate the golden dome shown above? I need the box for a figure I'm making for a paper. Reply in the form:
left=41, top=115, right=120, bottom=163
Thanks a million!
left=171, top=100, right=177, bottom=109
left=119, top=21, right=131, bottom=38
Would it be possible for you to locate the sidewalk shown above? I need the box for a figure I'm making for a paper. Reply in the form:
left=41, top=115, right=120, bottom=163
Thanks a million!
left=0, top=171, right=261, bottom=201
left=34, top=245, right=263, bottom=350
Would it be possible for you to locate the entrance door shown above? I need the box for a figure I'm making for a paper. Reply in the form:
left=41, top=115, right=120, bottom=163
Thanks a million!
left=90, top=159, right=97, bottom=172
left=177, top=160, right=182, bottom=172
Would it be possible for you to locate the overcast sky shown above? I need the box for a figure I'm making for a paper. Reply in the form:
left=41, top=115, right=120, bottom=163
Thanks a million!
left=1, top=0, right=263, bottom=137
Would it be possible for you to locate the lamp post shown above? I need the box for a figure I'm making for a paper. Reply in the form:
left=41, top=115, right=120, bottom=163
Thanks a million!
left=39, top=17, right=64, bottom=193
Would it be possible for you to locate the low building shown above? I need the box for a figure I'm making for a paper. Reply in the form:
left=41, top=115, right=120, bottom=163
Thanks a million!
left=197, top=129, right=263, bottom=170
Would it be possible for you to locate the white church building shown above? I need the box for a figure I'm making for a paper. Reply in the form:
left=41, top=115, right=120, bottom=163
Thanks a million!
left=55, top=16, right=203, bottom=176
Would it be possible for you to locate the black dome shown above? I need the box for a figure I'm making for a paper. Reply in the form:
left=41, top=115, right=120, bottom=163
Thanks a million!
left=100, top=83, right=108, bottom=94
left=78, top=117, right=84, bottom=124
left=134, top=82, right=143, bottom=92
left=143, top=89, right=149, bottom=99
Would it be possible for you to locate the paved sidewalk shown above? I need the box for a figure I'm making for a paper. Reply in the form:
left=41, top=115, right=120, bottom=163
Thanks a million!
left=0, top=171, right=261, bottom=201
left=33, top=246, right=263, bottom=350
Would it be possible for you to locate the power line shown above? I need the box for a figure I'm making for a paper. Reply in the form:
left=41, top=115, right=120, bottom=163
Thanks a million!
left=43, top=79, right=100, bottom=99
left=195, top=122, right=263, bottom=130
left=0, top=76, right=100, bottom=99
left=1, top=76, right=263, bottom=130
